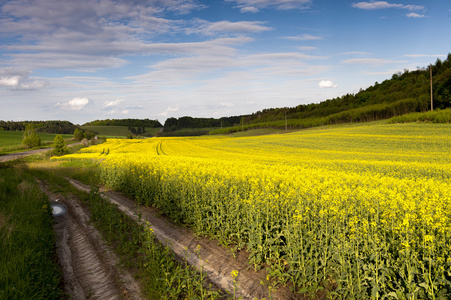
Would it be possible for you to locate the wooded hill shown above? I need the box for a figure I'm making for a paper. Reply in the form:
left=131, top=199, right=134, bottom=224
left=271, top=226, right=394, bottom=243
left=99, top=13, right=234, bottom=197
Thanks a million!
left=163, top=53, right=451, bottom=135
left=238, top=53, right=451, bottom=128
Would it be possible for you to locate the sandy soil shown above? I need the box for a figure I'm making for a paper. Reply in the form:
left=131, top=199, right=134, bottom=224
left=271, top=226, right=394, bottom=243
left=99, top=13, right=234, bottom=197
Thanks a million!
left=38, top=181, right=145, bottom=300
left=68, top=179, right=298, bottom=300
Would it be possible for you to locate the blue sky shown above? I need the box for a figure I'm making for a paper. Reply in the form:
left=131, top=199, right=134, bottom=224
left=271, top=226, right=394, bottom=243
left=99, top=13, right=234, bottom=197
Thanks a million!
left=0, top=0, right=450, bottom=125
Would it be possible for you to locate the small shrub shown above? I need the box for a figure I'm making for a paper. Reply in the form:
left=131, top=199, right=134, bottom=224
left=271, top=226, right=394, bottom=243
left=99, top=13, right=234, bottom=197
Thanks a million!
left=52, top=134, right=68, bottom=156
left=22, top=125, right=41, bottom=148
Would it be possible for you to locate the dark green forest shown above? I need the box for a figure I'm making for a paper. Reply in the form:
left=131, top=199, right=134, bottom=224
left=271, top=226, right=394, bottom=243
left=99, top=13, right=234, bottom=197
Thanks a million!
left=162, top=116, right=242, bottom=133
left=0, top=120, right=77, bottom=134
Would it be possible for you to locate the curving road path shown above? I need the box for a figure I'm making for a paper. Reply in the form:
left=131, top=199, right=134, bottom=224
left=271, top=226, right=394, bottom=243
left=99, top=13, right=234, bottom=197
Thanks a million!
left=0, top=142, right=82, bottom=163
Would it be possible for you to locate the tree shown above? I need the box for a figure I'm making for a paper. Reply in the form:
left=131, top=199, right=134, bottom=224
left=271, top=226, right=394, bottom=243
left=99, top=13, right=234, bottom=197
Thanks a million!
left=73, top=128, right=85, bottom=141
left=52, top=134, right=68, bottom=155
left=22, top=124, right=41, bottom=149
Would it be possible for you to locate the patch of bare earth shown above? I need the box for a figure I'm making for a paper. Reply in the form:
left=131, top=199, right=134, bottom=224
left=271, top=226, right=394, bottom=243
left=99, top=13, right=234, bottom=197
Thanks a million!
left=68, top=179, right=298, bottom=300
left=38, top=181, right=144, bottom=300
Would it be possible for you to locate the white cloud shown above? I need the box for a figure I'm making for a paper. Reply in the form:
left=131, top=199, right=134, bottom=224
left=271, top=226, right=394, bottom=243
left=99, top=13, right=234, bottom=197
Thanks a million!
left=0, top=76, right=20, bottom=87
left=0, top=68, right=48, bottom=90
left=227, top=0, right=312, bottom=11
left=352, top=1, right=424, bottom=11
left=56, top=97, right=91, bottom=111
left=406, top=12, right=424, bottom=18
left=318, top=80, right=338, bottom=88
left=240, top=6, right=259, bottom=13
left=104, top=99, right=124, bottom=107
left=220, top=102, right=235, bottom=107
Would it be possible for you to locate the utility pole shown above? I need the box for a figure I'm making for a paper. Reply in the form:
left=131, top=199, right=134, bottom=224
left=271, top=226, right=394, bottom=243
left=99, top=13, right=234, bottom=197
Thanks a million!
left=285, top=110, right=287, bottom=132
left=430, top=64, right=434, bottom=111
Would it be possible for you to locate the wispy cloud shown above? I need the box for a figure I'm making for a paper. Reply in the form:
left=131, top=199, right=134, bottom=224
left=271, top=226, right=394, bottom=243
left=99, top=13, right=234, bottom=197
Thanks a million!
left=226, top=0, right=312, bottom=12
left=342, top=58, right=406, bottom=65
left=340, top=51, right=373, bottom=56
left=298, top=46, right=317, bottom=51
left=104, top=99, right=124, bottom=107
left=284, top=34, right=323, bottom=41
left=187, top=20, right=272, bottom=36
left=239, top=6, right=259, bottom=13
left=352, top=1, right=425, bottom=11
left=0, top=0, right=209, bottom=70
left=404, top=54, right=446, bottom=58
left=406, top=12, right=425, bottom=18
left=158, top=105, right=180, bottom=117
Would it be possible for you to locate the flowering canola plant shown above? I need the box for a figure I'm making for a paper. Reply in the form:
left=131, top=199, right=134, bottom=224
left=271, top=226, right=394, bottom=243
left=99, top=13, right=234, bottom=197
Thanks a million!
left=57, top=123, right=451, bottom=299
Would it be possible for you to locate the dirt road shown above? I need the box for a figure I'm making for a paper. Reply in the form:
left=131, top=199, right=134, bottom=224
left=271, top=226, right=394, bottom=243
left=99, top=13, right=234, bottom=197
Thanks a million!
left=38, top=181, right=145, bottom=300
left=0, top=142, right=82, bottom=163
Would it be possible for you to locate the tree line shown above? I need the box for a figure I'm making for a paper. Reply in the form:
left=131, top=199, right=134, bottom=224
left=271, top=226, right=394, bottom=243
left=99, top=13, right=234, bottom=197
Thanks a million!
left=0, top=120, right=77, bottom=134
left=84, top=118, right=162, bottom=128
left=162, top=116, right=243, bottom=132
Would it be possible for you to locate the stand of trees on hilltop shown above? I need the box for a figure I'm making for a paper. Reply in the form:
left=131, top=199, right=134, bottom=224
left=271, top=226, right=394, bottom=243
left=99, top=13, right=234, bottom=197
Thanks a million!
left=84, top=118, right=162, bottom=128
left=0, top=120, right=77, bottom=134
left=242, top=54, right=451, bottom=125
left=163, top=116, right=244, bottom=132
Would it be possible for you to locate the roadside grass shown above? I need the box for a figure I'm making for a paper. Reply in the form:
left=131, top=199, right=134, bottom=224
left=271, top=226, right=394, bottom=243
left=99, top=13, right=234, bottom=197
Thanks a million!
left=0, top=131, right=73, bottom=155
left=0, top=162, right=64, bottom=300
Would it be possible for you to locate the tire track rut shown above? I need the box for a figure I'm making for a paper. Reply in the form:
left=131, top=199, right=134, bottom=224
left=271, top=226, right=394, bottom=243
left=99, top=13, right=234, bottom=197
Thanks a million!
left=39, top=181, right=144, bottom=300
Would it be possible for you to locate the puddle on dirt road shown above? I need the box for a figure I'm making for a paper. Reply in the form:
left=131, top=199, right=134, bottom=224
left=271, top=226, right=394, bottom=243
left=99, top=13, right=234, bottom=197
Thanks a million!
left=51, top=203, right=67, bottom=217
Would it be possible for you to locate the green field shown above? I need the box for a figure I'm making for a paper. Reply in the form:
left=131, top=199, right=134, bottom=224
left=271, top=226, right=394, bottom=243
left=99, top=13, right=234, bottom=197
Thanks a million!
left=81, top=125, right=162, bottom=137
left=0, top=131, right=73, bottom=150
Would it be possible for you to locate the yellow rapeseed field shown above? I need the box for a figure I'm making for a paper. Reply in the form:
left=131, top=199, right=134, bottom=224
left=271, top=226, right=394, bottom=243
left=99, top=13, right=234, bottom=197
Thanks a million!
left=56, top=122, right=451, bottom=299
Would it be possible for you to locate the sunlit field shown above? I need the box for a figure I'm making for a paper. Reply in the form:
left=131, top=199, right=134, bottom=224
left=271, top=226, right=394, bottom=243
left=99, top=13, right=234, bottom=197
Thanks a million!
left=55, top=123, right=451, bottom=299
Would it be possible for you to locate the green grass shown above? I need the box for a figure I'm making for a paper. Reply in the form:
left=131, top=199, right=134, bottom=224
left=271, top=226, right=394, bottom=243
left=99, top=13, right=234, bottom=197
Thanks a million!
left=0, top=164, right=64, bottom=299
left=160, top=127, right=220, bottom=136
left=228, top=128, right=297, bottom=137
left=387, top=107, right=451, bottom=123
left=81, top=125, right=162, bottom=137
left=0, top=131, right=73, bottom=154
